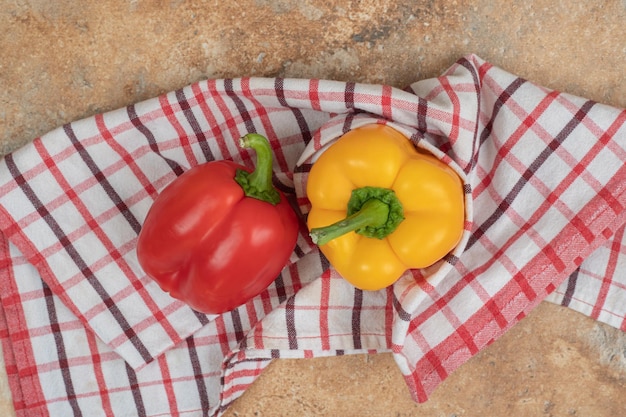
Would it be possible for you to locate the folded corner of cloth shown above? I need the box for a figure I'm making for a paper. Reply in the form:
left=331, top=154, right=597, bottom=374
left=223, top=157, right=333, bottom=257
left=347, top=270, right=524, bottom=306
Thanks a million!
left=0, top=53, right=625, bottom=416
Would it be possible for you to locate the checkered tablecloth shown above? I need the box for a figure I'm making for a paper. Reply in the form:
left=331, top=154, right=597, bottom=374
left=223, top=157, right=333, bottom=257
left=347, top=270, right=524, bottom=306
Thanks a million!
left=1, top=54, right=625, bottom=416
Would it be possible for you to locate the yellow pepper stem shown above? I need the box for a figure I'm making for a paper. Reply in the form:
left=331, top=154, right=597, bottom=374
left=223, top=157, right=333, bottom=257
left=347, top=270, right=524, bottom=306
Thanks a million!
left=309, top=187, right=405, bottom=246
left=310, top=199, right=390, bottom=246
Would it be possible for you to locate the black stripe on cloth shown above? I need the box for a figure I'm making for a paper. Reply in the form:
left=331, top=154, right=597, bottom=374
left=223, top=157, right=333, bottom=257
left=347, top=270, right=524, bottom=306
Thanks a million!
left=63, top=124, right=142, bottom=235
left=285, top=295, right=298, bottom=349
left=561, top=266, right=580, bottom=307
left=274, top=270, right=289, bottom=304
left=127, top=104, right=185, bottom=177
left=289, top=239, right=306, bottom=260
left=319, top=249, right=331, bottom=272
left=467, top=99, right=595, bottom=249
left=293, top=162, right=312, bottom=174
left=174, top=89, right=215, bottom=162
left=272, top=177, right=296, bottom=196
left=443, top=252, right=461, bottom=266
left=42, top=282, right=83, bottom=417
left=185, top=337, right=211, bottom=415
left=125, top=362, right=147, bottom=416
left=229, top=308, right=246, bottom=343
left=345, top=82, right=356, bottom=110
left=224, top=79, right=256, bottom=134
left=274, top=78, right=314, bottom=146
left=467, top=78, right=526, bottom=177
left=6, top=148, right=154, bottom=365
left=192, top=309, right=211, bottom=326
left=341, top=111, right=357, bottom=134
left=351, top=288, right=363, bottom=349
left=416, top=96, right=429, bottom=136
left=457, top=56, right=485, bottom=175
left=392, top=293, right=412, bottom=322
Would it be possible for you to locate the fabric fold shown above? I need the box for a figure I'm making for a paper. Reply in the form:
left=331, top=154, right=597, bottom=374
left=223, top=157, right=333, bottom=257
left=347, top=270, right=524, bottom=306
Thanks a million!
left=0, top=54, right=625, bottom=416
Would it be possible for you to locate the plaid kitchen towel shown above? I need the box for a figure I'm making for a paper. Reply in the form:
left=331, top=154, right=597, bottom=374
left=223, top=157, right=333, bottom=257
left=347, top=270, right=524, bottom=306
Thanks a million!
left=1, top=54, right=625, bottom=416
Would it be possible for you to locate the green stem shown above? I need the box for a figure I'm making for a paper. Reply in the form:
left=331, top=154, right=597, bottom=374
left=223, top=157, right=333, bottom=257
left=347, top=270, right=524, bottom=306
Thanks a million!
left=235, top=133, right=281, bottom=205
left=310, top=198, right=390, bottom=246
left=310, top=187, right=405, bottom=246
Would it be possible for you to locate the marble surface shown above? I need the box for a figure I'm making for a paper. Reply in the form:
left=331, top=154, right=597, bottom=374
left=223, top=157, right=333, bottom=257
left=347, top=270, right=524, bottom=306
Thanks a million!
left=1, top=1, right=625, bottom=416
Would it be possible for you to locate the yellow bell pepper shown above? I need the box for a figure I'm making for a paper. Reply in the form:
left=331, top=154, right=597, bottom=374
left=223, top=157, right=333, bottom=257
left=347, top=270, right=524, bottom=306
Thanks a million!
left=307, top=123, right=465, bottom=291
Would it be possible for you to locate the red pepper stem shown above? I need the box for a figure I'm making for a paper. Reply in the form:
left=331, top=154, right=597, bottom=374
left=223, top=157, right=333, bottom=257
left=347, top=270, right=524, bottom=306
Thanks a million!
left=235, top=133, right=281, bottom=205
left=309, top=198, right=390, bottom=246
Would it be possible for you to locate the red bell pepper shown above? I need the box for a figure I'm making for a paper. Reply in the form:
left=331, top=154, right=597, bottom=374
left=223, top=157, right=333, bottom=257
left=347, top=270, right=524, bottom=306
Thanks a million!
left=136, top=133, right=299, bottom=314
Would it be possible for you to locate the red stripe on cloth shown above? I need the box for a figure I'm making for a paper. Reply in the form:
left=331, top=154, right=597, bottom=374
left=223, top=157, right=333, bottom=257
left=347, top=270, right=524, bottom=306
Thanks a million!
left=94, top=114, right=158, bottom=199
left=309, top=78, right=321, bottom=111
left=157, top=354, right=180, bottom=417
left=220, top=358, right=270, bottom=411
left=174, top=88, right=216, bottom=162
left=157, top=95, right=199, bottom=167
left=477, top=60, right=493, bottom=80
left=384, top=286, right=394, bottom=348
left=484, top=298, right=509, bottom=329
left=381, top=84, right=393, bottom=120
left=591, top=225, right=626, bottom=320
left=418, top=81, right=480, bottom=139
left=252, top=313, right=265, bottom=350
left=0, top=238, right=50, bottom=417
left=439, top=76, right=461, bottom=145
left=205, top=80, right=245, bottom=156
left=191, top=81, right=232, bottom=161
left=84, top=329, right=113, bottom=415
left=513, top=270, right=539, bottom=301
left=258, top=283, right=275, bottom=317
left=214, top=315, right=232, bottom=356
left=225, top=366, right=266, bottom=381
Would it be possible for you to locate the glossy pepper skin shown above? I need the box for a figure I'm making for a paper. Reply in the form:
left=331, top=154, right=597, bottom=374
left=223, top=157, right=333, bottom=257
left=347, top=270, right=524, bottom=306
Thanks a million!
left=307, top=124, right=465, bottom=291
left=137, top=134, right=299, bottom=314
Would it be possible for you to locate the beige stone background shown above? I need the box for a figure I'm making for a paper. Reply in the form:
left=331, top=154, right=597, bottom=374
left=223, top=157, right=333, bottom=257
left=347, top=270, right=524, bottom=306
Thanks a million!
left=1, top=0, right=625, bottom=416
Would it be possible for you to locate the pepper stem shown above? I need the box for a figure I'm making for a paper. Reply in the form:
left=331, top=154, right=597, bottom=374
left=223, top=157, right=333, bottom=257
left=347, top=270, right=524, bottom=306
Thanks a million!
left=310, top=199, right=390, bottom=245
left=310, top=187, right=405, bottom=246
left=235, top=133, right=281, bottom=205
